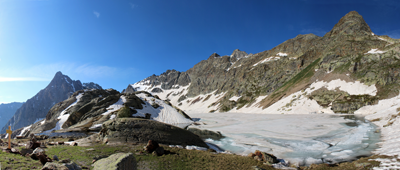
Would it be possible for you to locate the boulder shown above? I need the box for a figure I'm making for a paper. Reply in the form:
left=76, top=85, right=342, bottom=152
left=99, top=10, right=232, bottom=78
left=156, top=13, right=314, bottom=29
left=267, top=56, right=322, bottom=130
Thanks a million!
left=144, top=140, right=159, bottom=153
left=92, top=153, right=136, bottom=170
left=261, top=152, right=278, bottom=164
left=152, top=147, right=164, bottom=156
left=99, top=118, right=208, bottom=148
left=20, top=148, right=33, bottom=156
left=187, top=128, right=224, bottom=140
left=38, top=152, right=52, bottom=165
left=27, top=136, right=41, bottom=150
left=33, top=147, right=45, bottom=155
left=53, top=155, right=59, bottom=161
left=41, top=161, right=82, bottom=170
left=253, top=150, right=278, bottom=164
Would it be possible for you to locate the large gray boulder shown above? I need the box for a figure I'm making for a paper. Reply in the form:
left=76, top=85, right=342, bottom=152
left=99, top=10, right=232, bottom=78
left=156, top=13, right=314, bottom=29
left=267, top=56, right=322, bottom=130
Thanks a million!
left=92, top=153, right=136, bottom=170
left=99, top=118, right=208, bottom=147
left=41, top=161, right=82, bottom=170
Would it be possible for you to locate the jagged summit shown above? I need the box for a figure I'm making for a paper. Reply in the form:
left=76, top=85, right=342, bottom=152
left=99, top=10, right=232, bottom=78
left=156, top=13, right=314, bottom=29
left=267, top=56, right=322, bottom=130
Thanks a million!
left=0, top=72, right=84, bottom=134
left=324, top=11, right=372, bottom=38
left=209, top=53, right=220, bottom=59
left=230, top=49, right=248, bottom=59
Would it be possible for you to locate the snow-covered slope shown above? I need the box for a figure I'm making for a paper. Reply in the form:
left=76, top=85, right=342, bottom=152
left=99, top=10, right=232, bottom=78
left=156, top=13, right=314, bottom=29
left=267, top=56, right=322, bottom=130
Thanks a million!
left=354, top=94, right=400, bottom=169
left=134, top=93, right=193, bottom=124
left=131, top=78, right=377, bottom=115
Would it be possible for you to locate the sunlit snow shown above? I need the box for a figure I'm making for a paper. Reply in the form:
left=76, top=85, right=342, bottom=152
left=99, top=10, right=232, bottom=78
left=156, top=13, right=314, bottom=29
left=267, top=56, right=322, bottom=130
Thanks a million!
left=366, top=48, right=387, bottom=54
left=54, top=93, right=84, bottom=130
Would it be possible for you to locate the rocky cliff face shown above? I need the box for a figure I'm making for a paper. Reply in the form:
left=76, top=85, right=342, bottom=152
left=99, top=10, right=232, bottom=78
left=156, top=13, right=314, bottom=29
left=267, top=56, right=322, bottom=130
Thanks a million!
left=0, top=102, right=23, bottom=130
left=0, top=72, right=85, bottom=133
left=130, top=11, right=400, bottom=114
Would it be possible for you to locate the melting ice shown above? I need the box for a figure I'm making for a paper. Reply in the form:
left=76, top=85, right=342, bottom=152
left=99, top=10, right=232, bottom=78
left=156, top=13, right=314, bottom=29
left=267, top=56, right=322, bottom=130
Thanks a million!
left=188, top=113, right=380, bottom=166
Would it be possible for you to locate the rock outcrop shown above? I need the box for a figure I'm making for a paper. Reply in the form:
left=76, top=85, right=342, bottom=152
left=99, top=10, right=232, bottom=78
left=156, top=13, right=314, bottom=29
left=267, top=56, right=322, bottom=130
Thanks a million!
left=99, top=118, right=207, bottom=147
left=25, top=89, right=192, bottom=136
left=83, top=82, right=103, bottom=90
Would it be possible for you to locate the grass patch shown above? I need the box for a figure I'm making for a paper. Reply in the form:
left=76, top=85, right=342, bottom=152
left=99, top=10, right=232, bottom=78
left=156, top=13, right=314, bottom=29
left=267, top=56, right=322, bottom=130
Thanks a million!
left=0, top=149, right=43, bottom=170
left=45, top=143, right=273, bottom=170
left=333, top=61, right=351, bottom=74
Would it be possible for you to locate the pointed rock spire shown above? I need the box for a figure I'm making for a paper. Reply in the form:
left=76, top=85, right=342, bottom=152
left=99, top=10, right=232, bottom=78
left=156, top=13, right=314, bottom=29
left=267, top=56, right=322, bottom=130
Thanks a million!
left=324, top=11, right=372, bottom=38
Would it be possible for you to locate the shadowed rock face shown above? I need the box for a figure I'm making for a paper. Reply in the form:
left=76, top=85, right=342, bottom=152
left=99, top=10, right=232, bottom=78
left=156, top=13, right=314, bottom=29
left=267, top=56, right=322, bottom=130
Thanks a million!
left=99, top=118, right=208, bottom=148
left=1, top=72, right=84, bottom=134
left=0, top=102, right=23, bottom=130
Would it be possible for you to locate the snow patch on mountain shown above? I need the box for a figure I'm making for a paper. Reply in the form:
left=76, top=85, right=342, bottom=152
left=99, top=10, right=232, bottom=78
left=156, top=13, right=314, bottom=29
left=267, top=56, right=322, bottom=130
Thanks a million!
left=378, top=37, right=394, bottom=46
left=131, top=80, right=152, bottom=91
left=135, top=93, right=193, bottom=124
left=173, top=90, right=225, bottom=113
left=227, top=79, right=376, bottom=114
left=310, top=79, right=377, bottom=96
left=101, top=96, right=126, bottom=116
left=366, top=48, right=387, bottom=54
left=17, top=125, right=32, bottom=137
left=53, top=93, right=84, bottom=130
left=276, top=52, right=288, bottom=57
left=229, top=96, right=241, bottom=102
left=253, top=56, right=281, bottom=67
left=355, top=93, right=400, bottom=169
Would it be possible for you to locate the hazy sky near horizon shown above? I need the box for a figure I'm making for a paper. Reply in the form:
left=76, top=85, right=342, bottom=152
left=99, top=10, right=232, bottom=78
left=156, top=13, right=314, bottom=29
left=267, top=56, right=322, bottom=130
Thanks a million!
left=0, top=0, right=400, bottom=103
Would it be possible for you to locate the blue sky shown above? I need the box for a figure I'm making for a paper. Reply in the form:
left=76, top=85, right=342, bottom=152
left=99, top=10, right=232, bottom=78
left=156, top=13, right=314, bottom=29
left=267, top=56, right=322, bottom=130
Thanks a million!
left=0, top=0, right=399, bottom=103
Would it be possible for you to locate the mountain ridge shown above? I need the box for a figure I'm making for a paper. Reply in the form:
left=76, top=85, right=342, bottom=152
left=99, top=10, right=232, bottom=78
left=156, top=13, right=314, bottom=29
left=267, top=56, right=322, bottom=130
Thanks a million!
left=129, top=11, right=399, bottom=114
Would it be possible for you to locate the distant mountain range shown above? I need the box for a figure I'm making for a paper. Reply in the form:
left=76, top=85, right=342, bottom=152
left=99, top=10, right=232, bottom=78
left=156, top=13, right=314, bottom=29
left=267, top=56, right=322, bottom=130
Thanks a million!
left=0, top=71, right=102, bottom=134
left=0, top=102, right=24, bottom=130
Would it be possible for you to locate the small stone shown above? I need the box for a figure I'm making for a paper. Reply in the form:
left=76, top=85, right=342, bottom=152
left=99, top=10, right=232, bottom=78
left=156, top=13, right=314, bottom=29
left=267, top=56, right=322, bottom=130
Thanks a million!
left=145, top=140, right=159, bottom=153
left=53, top=155, right=59, bottom=161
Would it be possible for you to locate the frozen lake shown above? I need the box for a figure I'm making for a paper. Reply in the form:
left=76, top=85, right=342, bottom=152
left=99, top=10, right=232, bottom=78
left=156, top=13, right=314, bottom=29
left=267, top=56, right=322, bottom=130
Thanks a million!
left=187, top=113, right=380, bottom=166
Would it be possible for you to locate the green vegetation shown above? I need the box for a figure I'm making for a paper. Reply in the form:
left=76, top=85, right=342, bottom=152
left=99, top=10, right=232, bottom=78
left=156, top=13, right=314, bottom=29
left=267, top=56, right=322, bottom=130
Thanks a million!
left=117, top=106, right=133, bottom=118
left=0, top=140, right=388, bottom=170
left=271, top=58, right=321, bottom=99
left=45, top=143, right=273, bottom=170
left=333, top=61, right=351, bottom=74
left=0, top=148, right=42, bottom=170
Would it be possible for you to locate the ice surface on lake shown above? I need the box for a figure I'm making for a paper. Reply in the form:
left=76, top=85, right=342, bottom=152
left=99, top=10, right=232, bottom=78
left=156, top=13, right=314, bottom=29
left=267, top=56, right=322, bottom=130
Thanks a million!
left=188, top=113, right=380, bottom=166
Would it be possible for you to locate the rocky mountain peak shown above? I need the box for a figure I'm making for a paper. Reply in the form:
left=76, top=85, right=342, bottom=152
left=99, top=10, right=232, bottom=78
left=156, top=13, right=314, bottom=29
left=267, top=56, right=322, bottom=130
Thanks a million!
left=83, top=82, right=103, bottom=90
left=230, top=49, right=248, bottom=59
left=1, top=71, right=85, bottom=134
left=324, top=11, right=372, bottom=38
left=208, top=53, right=220, bottom=59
